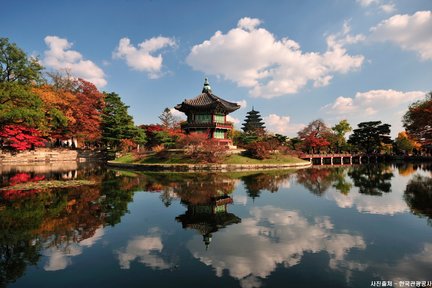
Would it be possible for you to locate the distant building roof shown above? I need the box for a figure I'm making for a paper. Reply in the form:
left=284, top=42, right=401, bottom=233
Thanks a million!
left=175, top=78, right=240, bottom=114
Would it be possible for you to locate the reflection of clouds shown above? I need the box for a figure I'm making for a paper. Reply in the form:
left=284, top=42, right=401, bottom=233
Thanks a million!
left=325, top=173, right=412, bottom=215
left=233, top=194, right=248, bottom=205
left=116, top=234, right=171, bottom=270
left=188, top=206, right=365, bottom=286
left=279, top=178, right=291, bottom=189
left=380, top=243, right=432, bottom=282
left=326, top=189, right=409, bottom=215
left=43, top=227, right=104, bottom=271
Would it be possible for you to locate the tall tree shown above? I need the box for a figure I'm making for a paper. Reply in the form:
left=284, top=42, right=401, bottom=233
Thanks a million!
left=298, top=119, right=332, bottom=154
left=67, top=79, right=105, bottom=145
left=0, top=38, right=43, bottom=84
left=331, top=119, right=352, bottom=153
left=158, top=107, right=177, bottom=129
left=394, top=131, right=421, bottom=155
left=403, top=92, right=432, bottom=145
left=32, top=84, right=71, bottom=139
left=242, top=108, right=266, bottom=135
left=101, top=92, right=145, bottom=150
left=348, top=121, right=392, bottom=154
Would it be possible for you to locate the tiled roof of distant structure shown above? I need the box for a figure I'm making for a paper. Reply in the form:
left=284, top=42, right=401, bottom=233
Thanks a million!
left=175, top=79, right=241, bottom=114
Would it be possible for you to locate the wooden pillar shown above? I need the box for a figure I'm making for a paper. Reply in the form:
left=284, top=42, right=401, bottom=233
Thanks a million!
left=320, top=157, right=323, bottom=165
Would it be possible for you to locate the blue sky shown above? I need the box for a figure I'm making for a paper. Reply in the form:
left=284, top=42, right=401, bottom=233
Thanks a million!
left=2, top=0, right=431, bottom=137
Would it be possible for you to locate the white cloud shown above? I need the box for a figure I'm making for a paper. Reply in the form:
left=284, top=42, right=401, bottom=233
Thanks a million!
left=186, top=17, right=364, bottom=98
left=323, top=89, right=425, bottom=115
left=226, top=114, right=241, bottom=125
left=237, top=99, right=248, bottom=109
left=113, top=36, right=176, bottom=78
left=370, top=11, right=432, bottom=60
left=380, top=3, right=396, bottom=14
left=381, top=243, right=432, bottom=282
left=188, top=206, right=366, bottom=284
left=169, top=107, right=186, bottom=119
left=237, top=17, right=262, bottom=31
left=264, top=113, right=305, bottom=136
left=43, top=36, right=107, bottom=87
left=116, top=235, right=172, bottom=270
left=356, top=0, right=397, bottom=14
left=356, top=0, right=379, bottom=7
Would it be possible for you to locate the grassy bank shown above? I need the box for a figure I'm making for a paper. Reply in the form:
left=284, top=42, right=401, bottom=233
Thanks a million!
left=114, top=151, right=308, bottom=165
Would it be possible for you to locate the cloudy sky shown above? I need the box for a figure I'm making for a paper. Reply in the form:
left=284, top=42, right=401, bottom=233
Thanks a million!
left=2, top=0, right=431, bottom=136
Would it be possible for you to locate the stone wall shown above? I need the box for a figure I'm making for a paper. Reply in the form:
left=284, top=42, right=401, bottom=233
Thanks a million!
left=0, top=148, right=105, bottom=164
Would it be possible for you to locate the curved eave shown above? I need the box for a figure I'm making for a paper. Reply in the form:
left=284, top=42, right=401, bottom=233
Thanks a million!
left=175, top=102, right=240, bottom=114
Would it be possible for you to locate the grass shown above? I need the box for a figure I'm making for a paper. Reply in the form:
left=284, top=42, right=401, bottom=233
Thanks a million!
left=113, top=151, right=308, bottom=165
left=224, top=154, right=307, bottom=164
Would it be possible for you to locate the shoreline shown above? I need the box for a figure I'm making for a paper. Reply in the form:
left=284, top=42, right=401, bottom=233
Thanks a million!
left=106, top=160, right=312, bottom=172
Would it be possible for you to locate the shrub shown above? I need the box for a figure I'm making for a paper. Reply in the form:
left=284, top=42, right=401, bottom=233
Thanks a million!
left=246, top=141, right=271, bottom=160
left=180, top=133, right=227, bottom=163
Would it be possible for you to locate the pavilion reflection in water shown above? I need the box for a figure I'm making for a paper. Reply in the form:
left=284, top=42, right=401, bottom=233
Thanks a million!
left=176, top=194, right=241, bottom=249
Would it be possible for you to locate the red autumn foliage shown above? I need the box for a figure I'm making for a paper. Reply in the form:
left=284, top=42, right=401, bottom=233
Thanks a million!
left=246, top=141, right=271, bottom=159
left=8, top=173, right=45, bottom=186
left=1, top=189, right=42, bottom=201
left=0, top=124, right=45, bottom=150
left=179, top=132, right=227, bottom=163
left=1, top=173, right=46, bottom=200
left=67, top=79, right=105, bottom=143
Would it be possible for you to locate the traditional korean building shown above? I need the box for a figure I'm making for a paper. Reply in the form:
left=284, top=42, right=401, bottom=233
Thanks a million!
left=175, top=78, right=240, bottom=145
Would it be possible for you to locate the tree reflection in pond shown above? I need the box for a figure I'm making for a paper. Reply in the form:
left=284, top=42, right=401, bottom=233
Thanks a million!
left=404, top=175, right=432, bottom=225
left=0, top=169, right=138, bottom=287
left=240, top=172, right=293, bottom=200
left=296, top=168, right=336, bottom=195
left=348, top=164, right=394, bottom=196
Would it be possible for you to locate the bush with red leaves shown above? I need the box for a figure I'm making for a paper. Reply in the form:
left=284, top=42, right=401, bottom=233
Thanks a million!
left=0, top=124, right=45, bottom=151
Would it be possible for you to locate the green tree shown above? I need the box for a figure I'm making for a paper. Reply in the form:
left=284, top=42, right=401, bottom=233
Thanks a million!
left=0, top=82, right=44, bottom=127
left=331, top=119, right=352, bottom=153
left=0, top=38, right=43, bottom=84
left=403, top=92, right=432, bottom=145
left=394, top=131, right=419, bottom=155
left=348, top=121, right=392, bottom=154
left=101, top=92, right=145, bottom=150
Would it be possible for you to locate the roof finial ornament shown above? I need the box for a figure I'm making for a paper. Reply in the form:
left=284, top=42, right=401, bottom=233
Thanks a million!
left=202, top=77, right=212, bottom=93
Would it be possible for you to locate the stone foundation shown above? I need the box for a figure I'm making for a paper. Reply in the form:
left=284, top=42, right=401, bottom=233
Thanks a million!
left=0, top=148, right=106, bottom=164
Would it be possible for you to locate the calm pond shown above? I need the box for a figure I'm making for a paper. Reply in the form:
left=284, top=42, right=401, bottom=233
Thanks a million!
left=1, top=162, right=431, bottom=288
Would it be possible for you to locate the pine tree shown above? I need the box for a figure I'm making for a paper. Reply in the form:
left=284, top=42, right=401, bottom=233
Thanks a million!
left=242, top=108, right=266, bottom=135
left=101, top=92, right=145, bottom=149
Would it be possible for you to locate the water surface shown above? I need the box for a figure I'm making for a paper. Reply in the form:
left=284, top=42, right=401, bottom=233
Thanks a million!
left=1, top=163, right=431, bottom=288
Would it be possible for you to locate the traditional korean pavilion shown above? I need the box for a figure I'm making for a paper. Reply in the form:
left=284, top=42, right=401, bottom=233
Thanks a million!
left=175, top=78, right=240, bottom=145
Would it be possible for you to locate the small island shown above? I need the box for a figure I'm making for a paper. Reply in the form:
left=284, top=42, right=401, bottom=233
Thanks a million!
left=109, top=79, right=310, bottom=171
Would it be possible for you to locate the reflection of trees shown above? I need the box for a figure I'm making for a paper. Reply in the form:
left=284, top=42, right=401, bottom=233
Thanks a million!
left=0, top=191, right=65, bottom=286
left=0, top=169, right=138, bottom=286
left=296, top=168, right=334, bottom=195
left=404, top=175, right=432, bottom=225
left=331, top=167, right=352, bottom=195
left=348, top=165, right=393, bottom=196
left=241, top=172, right=292, bottom=199
left=296, top=167, right=354, bottom=196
